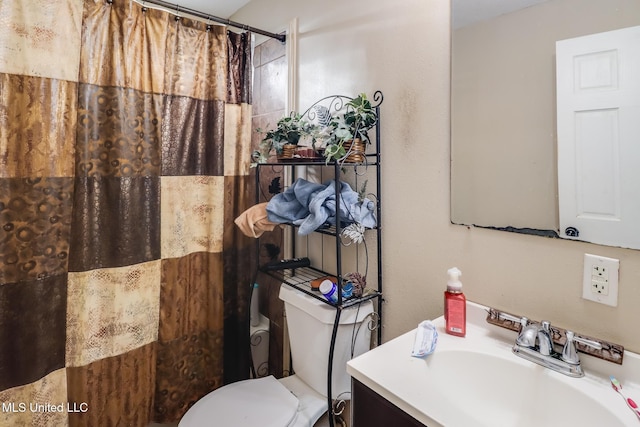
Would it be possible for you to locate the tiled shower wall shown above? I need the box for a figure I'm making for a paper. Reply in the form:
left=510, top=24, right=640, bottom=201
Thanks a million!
left=251, top=37, right=287, bottom=378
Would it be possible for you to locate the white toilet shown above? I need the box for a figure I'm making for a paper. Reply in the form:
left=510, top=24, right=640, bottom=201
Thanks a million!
left=179, top=283, right=374, bottom=427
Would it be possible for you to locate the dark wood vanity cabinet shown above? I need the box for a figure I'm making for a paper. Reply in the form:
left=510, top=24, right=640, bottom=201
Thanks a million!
left=352, top=379, right=427, bottom=427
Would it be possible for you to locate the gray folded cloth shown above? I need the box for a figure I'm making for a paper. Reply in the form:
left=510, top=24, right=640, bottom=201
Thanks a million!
left=266, top=178, right=377, bottom=235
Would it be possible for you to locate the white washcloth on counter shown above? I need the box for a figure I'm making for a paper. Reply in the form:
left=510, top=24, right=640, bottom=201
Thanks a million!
left=411, top=320, right=438, bottom=358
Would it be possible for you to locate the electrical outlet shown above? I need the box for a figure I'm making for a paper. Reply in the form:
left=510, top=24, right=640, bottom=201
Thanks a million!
left=582, top=254, right=619, bottom=306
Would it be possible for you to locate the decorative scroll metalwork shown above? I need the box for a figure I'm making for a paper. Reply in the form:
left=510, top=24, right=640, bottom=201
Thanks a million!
left=364, top=311, right=380, bottom=332
left=332, top=391, right=350, bottom=416
left=299, top=90, right=384, bottom=120
left=298, top=91, right=384, bottom=167
left=250, top=328, right=270, bottom=378
left=268, top=177, right=282, bottom=195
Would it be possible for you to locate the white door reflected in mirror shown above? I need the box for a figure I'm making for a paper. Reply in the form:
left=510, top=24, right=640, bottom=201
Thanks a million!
left=556, top=25, right=640, bottom=249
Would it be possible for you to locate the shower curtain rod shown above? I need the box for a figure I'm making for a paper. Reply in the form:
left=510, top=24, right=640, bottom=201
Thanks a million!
left=128, top=0, right=286, bottom=42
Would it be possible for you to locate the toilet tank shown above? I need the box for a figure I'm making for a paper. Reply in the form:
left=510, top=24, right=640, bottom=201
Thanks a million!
left=279, top=284, right=374, bottom=399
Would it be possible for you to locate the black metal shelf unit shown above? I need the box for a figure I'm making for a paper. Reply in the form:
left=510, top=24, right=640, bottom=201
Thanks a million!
left=253, top=92, right=383, bottom=427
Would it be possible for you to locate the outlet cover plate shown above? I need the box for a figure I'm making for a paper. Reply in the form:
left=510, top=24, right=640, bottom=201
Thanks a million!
left=582, top=253, right=619, bottom=307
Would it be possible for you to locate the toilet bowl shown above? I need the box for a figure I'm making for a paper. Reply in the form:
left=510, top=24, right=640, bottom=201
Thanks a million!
left=178, top=283, right=374, bottom=427
left=178, top=375, right=324, bottom=427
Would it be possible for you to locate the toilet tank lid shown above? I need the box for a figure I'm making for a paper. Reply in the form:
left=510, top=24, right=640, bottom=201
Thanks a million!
left=179, top=376, right=298, bottom=427
left=279, top=283, right=373, bottom=325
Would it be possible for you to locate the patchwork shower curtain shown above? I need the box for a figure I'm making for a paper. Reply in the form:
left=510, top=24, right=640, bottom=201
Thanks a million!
left=0, top=0, right=255, bottom=425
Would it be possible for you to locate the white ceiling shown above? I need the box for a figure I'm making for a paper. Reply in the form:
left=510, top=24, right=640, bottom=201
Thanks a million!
left=169, top=0, right=553, bottom=29
left=174, top=0, right=251, bottom=19
left=452, top=0, right=551, bottom=29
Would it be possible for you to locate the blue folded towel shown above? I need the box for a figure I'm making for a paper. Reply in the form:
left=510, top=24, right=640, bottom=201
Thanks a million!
left=266, top=178, right=377, bottom=235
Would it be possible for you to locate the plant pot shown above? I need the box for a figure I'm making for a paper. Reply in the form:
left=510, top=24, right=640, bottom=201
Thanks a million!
left=343, top=138, right=365, bottom=163
left=279, top=144, right=297, bottom=160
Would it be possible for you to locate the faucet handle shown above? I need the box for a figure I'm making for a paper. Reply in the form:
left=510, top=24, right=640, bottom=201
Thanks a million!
left=519, top=317, right=529, bottom=329
left=541, top=320, right=551, bottom=332
left=562, top=330, right=603, bottom=364
left=496, top=311, right=527, bottom=328
left=516, top=317, right=539, bottom=348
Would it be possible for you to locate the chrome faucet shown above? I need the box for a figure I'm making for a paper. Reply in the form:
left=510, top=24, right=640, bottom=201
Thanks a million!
left=540, top=321, right=554, bottom=354
left=503, top=314, right=601, bottom=378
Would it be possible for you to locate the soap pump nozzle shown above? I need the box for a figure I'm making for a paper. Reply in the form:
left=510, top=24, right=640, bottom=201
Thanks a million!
left=447, top=267, right=462, bottom=292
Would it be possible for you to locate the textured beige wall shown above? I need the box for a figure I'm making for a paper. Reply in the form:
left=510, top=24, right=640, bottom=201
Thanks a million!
left=233, top=0, right=640, bottom=353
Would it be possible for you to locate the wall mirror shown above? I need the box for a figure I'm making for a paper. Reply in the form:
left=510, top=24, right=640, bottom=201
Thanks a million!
left=450, top=0, right=640, bottom=249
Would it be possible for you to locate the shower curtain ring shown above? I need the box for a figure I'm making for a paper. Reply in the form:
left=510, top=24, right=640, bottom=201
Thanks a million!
left=206, top=15, right=212, bottom=32
left=175, top=5, right=181, bottom=21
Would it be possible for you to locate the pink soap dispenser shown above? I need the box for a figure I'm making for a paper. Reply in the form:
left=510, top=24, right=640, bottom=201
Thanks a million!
left=444, top=267, right=466, bottom=337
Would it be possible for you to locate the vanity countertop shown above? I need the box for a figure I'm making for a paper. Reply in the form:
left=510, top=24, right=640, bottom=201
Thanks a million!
left=347, top=301, right=640, bottom=427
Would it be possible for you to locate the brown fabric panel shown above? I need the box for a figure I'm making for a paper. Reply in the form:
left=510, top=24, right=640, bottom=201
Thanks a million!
left=0, top=73, right=77, bottom=178
left=250, top=169, right=286, bottom=378
left=79, top=0, right=169, bottom=92
left=0, top=177, right=73, bottom=284
left=161, top=97, right=225, bottom=176
left=163, top=20, right=227, bottom=101
left=223, top=176, right=255, bottom=257
left=256, top=223, right=285, bottom=378
left=222, top=175, right=256, bottom=383
left=67, top=343, right=156, bottom=427
left=75, top=83, right=162, bottom=178
left=68, top=176, right=160, bottom=271
left=154, top=330, right=224, bottom=423
left=222, top=255, right=252, bottom=384
left=156, top=253, right=224, bottom=422
left=0, top=275, right=67, bottom=391
left=227, top=31, right=253, bottom=105
left=159, top=252, right=224, bottom=342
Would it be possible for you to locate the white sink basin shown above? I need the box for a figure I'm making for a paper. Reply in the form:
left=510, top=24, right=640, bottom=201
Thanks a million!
left=347, top=301, right=640, bottom=427
left=427, top=350, right=620, bottom=426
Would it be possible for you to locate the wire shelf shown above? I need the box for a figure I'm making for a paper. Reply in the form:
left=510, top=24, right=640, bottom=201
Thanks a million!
left=259, top=266, right=382, bottom=309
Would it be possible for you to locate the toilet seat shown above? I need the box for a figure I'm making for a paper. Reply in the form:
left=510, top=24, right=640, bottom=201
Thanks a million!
left=178, top=376, right=299, bottom=427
